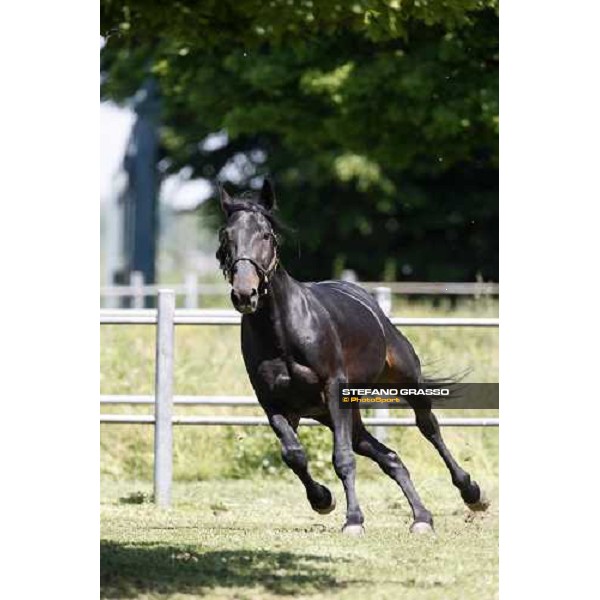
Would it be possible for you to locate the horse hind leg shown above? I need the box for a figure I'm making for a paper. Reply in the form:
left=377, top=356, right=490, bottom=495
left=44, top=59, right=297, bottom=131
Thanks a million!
left=412, top=406, right=490, bottom=510
left=384, top=329, right=490, bottom=511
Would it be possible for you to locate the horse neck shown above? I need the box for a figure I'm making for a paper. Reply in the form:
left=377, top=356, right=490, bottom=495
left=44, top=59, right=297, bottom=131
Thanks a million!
left=255, top=264, right=300, bottom=351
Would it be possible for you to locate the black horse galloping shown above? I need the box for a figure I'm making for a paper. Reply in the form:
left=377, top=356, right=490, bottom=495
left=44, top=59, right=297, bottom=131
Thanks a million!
left=216, top=179, right=489, bottom=535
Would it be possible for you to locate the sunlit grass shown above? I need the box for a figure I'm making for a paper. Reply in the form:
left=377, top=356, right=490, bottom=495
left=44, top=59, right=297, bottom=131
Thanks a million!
left=101, top=477, right=498, bottom=599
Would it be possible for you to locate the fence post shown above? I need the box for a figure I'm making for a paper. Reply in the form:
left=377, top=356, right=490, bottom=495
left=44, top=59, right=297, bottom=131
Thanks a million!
left=131, top=271, right=145, bottom=309
left=184, top=272, right=199, bottom=309
left=340, top=269, right=358, bottom=283
left=373, top=287, right=392, bottom=442
left=373, top=286, right=392, bottom=317
left=154, top=289, right=175, bottom=507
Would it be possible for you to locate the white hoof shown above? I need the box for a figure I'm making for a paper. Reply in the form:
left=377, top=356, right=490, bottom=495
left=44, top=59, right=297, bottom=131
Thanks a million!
left=410, top=521, right=435, bottom=535
left=341, top=523, right=365, bottom=536
left=467, top=489, right=490, bottom=512
left=314, top=491, right=336, bottom=515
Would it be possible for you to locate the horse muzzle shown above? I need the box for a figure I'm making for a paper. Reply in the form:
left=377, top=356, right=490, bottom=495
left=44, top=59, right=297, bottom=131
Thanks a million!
left=231, top=288, right=259, bottom=314
left=230, top=261, right=261, bottom=314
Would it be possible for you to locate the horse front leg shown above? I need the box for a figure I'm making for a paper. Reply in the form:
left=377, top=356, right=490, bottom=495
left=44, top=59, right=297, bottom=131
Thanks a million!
left=325, top=378, right=365, bottom=535
left=267, top=412, right=336, bottom=515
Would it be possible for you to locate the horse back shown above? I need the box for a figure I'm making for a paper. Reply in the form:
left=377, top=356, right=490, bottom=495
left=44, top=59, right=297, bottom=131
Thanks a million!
left=306, top=280, right=388, bottom=381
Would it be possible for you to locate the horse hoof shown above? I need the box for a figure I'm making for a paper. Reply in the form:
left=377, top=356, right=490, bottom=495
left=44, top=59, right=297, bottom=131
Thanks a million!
left=467, top=489, right=490, bottom=512
left=341, top=523, right=365, bottom=536
left=410, top=521, right=435, bottom=535
left=314, top=491, right=336, bottom=515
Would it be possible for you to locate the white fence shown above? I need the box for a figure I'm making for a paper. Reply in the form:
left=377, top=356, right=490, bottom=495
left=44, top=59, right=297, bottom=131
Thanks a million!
left=100, top=271, right=499, bottom=308
left=100, top=289, right=499, bottom=506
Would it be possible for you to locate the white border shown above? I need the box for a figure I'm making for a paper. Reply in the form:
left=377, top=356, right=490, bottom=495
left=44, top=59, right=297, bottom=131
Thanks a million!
left=502, top=1, right=600, bottom=596
left=1, top=2, right=98, bottom=597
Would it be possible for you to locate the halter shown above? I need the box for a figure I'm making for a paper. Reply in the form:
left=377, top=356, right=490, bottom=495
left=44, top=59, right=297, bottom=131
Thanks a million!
left=217, top=202, right=282, bottom=296
left=228, top=249, right=279, bottom=296
left=219, top=226, right=279, bottom=296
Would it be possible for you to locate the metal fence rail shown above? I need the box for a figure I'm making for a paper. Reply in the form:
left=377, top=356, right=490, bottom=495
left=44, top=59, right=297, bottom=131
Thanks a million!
left=100, top=289, right=499, bottom=507
left=100, top=395, right=499, bottom=427
left=101, top=394, right=258, bottom=406
left=101, top=272, right=498, bottom=311
left=100, top=308, right=499, bottom=328
left=101, top=414, right=499, bottom=427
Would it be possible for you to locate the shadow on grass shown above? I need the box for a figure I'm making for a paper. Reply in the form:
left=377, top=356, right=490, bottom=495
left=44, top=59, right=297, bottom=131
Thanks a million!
left=101, top=541, right=345, bottom=598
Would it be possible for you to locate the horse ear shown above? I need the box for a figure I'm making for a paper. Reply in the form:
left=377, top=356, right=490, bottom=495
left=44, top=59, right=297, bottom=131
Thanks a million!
left=219, top=184, right=234, bottom=215
left=258, top=177, right=277, bottom=210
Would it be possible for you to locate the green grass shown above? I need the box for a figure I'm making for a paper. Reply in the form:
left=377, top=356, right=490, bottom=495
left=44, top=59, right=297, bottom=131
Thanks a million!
left=101, top=477, right=498, bottom=599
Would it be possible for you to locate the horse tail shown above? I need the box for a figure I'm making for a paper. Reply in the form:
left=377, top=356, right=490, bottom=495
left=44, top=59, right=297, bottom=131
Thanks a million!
left=416, top=368, right=471, bottom=409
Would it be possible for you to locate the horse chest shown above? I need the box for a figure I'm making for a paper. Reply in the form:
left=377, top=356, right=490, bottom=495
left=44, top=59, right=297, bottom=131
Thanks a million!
left=253, top=357, right=323, bottom=416
left=256, top=356, right=320, bottom=393
left=241, top=305, right=324, bottom=411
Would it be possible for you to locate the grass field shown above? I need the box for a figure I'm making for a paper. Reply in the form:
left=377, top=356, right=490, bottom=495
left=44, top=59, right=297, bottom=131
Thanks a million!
left=101, top=296, right=498, bottom=599
left=101, top=477, right=498, bottom=600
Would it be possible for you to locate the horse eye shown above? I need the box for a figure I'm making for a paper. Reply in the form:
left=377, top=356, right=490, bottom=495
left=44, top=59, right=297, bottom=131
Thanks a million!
left=263, top=233, right=270, bottom=241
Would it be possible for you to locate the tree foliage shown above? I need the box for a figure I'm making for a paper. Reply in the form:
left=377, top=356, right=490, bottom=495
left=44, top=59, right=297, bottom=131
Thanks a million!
left=101, top=1, right=498, bottom=281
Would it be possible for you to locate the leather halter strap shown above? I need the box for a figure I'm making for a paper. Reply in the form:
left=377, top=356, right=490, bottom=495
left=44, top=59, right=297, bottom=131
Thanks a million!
left=220, top=204, right=280, bottom=295
left=228, top=246, right=279, bottom=295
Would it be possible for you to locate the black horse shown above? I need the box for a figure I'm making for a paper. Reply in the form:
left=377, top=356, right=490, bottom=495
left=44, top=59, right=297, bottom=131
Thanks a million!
left=216, top=179, right=489, bottom=535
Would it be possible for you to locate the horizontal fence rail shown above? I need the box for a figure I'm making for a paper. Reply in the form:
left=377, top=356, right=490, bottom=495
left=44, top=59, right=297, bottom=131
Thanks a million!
left=101, top=394, right=499, bottom=413
left=101, top=394, right=259, bottom=406
left=100, top=395, right=499, bottom=427
left=368, top=281, right=499, bottom=295
left=101, top=278, right=498, bottom=299
left=100, top=283, right=227, bottom=296
left=100, top=289, right=499, bottom=507
left=100, top=308, right=499, bottom=328
left=101, top=414, right=499, bottom=427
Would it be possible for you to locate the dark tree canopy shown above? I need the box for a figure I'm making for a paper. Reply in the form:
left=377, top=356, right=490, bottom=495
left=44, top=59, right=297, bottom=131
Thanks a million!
left=101, top=1, right=498, bottom=281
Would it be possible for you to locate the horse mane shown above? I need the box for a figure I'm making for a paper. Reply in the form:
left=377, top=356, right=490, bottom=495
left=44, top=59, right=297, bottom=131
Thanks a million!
left=221, top=191, right=289, bottom=235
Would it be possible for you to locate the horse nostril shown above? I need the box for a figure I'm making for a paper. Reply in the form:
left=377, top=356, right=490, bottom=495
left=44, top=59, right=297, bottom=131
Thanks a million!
left=232, top=289, right=255, bottom=307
